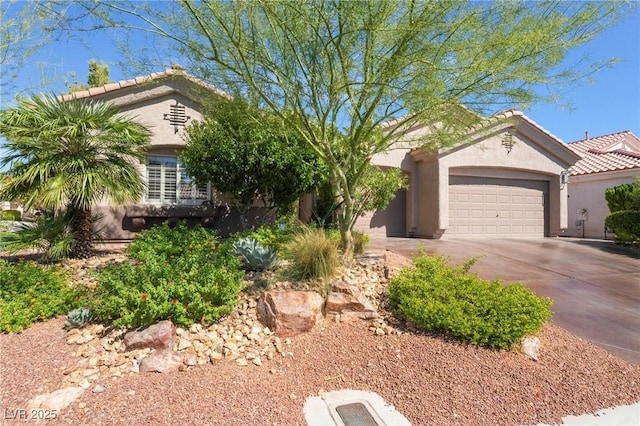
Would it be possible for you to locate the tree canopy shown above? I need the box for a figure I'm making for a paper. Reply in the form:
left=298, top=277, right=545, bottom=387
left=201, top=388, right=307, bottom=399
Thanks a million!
left=180, top=96, right=327, bottom=219
left=43, top=0, right=633, bottom=256
left=0, top=94, right=151, bottom=257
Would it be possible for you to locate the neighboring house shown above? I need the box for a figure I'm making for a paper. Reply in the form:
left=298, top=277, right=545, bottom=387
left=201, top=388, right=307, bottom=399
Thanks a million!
left=563, top=131, right=640, bottom=239
left=61, top=68, right=270, bottom=242
left=355, top=110, right=581, bottom=239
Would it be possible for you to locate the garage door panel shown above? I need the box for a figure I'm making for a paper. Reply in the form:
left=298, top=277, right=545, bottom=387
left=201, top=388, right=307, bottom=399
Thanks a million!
left=449, top=176, right=547, bottom=238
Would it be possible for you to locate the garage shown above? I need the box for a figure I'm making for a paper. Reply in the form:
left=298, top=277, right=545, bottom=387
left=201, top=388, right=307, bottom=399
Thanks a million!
left=448, top=176, right=548, bottom=237
left=354, top=188, right=407, bottom=237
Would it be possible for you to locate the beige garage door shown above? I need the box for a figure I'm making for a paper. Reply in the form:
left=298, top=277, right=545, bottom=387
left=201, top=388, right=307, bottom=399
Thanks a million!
left=448, top=176, right=547, bottom=237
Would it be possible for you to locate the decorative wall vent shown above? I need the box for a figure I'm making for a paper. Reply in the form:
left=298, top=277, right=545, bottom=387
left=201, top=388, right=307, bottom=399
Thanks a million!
left=163, top=101, right=191, bottom=133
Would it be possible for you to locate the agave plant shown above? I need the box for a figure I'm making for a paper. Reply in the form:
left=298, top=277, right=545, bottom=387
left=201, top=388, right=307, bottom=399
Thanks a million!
left=232, top=237, right=279, bottom=271
left=64, top=307, right=95, bottom=329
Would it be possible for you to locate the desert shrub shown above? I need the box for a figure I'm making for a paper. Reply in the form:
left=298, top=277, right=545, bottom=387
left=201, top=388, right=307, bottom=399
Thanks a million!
left=389, top=253, right=552, bottom=349
left=605, top=181, right=640, bottom=212
left=239, top=223, right=301, bottom=252
left=0, top=209, right=103, bottom=261
left=324, top=228, right=370, bottom=254
left=91, top=224, right=243, bottom=328
left=284, top=227, right=339, bottom=279
left=126, top=221, right=217, bottom=262
left=232, top=237, right=279, bottom=271
left=64, top=307, right=95, bottom=329
left=0, top=210, right=21, bottom=221
left=0, top=260, right=86, bottom=332
left=605, top=211, right=640, bottom=243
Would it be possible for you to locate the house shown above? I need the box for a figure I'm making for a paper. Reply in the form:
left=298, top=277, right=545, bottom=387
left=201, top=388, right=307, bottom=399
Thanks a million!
left=563, top=131, right=640, bottom=239
left=60, top=68, right=582, bottom=241
left=61, top=68, right=270, bottom=242
left=355, top=110, right=581, bottom=239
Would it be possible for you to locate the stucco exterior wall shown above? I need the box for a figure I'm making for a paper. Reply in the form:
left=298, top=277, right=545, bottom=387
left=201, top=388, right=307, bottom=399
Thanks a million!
left=565, top=169, right=639, bottom=238
left=436, top=128, right=571, bottom=237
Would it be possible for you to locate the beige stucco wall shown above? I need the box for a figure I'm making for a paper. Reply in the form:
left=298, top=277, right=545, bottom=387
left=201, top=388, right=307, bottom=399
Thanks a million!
left=435, top=128, right=570, bottom=237
left=565, top=169, right=639, bottom=239
left=370, top=119, right=577, bottom=239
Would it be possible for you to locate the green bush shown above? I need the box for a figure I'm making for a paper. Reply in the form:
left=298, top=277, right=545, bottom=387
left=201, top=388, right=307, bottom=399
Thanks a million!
left=325, top=228, right=370, bottom=254
left=0, top=260, right=86, bottom=332
left=389, top=253, right=552, bottom=349
left=0, top=210, right=21, bottom=221
left=91, top=223, right=243, bottom=328
left=605, top=181, right=640, bottom=212
left=284, top=227, right=339, bottom=279
left=605, top=210, right=640, bottom=243
left=232, top=223, right=301, bottom=252
left=126, top=221, right=217, bottom=262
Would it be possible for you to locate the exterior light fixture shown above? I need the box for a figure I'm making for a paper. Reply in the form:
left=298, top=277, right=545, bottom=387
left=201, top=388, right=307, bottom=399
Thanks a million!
left=501, top=132, right=515, bottom=154
left=560, top=170, right=570, bottom=189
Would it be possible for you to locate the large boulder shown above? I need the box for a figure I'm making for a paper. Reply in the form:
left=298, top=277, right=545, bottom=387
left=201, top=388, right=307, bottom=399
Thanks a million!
left=325, top=280, right=378, bottom=321
left=124, top=320, right=176, bottom=351
left=257, top=291, right=324, bottom=337
left=139, top=349, right=183, bottom=373
left=28, top=387, right=85, bottom=411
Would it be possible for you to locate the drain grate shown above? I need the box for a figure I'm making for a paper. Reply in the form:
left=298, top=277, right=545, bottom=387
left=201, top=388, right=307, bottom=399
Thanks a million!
left=335, top=402, right=380, bottom=426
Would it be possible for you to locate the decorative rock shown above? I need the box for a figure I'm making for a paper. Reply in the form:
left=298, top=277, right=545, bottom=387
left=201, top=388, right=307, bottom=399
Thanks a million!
left=92, top=384, right=106, bottom=393
left=236, top=358, right=248, bottom=366
left=75, top=334, right=96, bottom=345
left=139, top=349, right=183, bottom=373
left=28, top=387, right=85, bottom=411
left=183, top=353, right=198, bottom=366
left=177, top=338, right=193, bottom=351
left=124, top=321, right=176, bottom=351
left=257, top=291, right=324, bottom=337
left=325, top=281, right=378, bottom=320
left=522, top=336, right=541, bottom=361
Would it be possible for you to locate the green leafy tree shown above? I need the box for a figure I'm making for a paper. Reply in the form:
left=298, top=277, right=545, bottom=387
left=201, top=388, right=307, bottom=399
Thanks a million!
left=48, top=0, right=631, bottom=257
left=0, top=93, right=151, bottom=258
left=0, top=1, right=54, bottom=94
left=68, top=59, right=112, bottom=93
left=181, top=96, right=327, bottom=224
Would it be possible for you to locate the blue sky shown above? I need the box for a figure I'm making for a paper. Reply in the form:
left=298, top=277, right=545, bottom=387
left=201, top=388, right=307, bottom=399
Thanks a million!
left=2, top=5, right=639, bottom=145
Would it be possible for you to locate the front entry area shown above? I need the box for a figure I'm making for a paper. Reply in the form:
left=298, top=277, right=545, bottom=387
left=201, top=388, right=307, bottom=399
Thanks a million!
left=448, top=176, right=549, bottom=237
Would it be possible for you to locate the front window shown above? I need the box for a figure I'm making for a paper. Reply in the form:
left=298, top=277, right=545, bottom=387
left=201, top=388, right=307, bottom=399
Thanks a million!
left=146, top=155, right=209, bottom=205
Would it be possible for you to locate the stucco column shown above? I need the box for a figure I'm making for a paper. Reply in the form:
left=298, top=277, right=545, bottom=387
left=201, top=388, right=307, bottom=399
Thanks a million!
left=548, top=175, right=567, bottom=236
left=438, top=166, right=449, bottom=233
left=409, top=171, right=418, bottom=235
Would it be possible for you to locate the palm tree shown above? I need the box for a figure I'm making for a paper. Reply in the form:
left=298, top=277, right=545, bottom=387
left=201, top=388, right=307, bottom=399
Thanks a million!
left=0, top=93, right=151, bottom=258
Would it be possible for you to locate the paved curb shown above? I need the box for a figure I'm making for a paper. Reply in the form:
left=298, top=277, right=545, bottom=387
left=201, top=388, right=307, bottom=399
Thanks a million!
left=304, top=389, right=411, bottom=426
left=535, top=402, right=640, bottom=426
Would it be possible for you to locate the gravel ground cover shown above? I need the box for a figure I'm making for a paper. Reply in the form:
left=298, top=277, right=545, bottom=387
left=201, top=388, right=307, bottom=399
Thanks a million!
left=1, top=249, right=638, bottom=425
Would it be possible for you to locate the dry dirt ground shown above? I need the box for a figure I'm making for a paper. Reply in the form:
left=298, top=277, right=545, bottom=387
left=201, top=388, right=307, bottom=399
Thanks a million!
left=1, top=249, right=639, bottom=426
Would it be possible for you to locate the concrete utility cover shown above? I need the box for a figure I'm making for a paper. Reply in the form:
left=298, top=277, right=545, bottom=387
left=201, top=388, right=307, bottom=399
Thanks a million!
left=304, top=390, right=411, bottom=426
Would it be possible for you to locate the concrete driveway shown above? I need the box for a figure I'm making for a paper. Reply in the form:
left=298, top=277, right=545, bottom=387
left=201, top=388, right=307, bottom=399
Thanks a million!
left=369, top=237, right=640, bottom=365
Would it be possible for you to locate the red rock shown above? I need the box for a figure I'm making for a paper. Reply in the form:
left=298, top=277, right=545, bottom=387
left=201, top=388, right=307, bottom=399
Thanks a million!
left=257, top=291, right=324, bottom=337
left=139, top=349, right=182, bottom=373
left=124, top=320, right=176, bottom=351
left=325, top=281, right=378, bottom=320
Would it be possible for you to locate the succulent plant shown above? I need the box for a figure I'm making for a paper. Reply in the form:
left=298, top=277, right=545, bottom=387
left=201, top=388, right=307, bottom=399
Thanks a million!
left=232, top=237, right=279, bottom=271
left=64, top=307, right=95, bottom=329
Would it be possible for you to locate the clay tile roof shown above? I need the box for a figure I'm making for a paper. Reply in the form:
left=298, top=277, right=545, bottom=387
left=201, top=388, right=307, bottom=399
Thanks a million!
left=566, top=131, right=640, bottom=175
left=59, top=68, right=229, bottom=102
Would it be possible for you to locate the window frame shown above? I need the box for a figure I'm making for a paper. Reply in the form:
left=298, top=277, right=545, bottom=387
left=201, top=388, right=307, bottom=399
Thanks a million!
left=144, top=155, right=210, bottom=205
